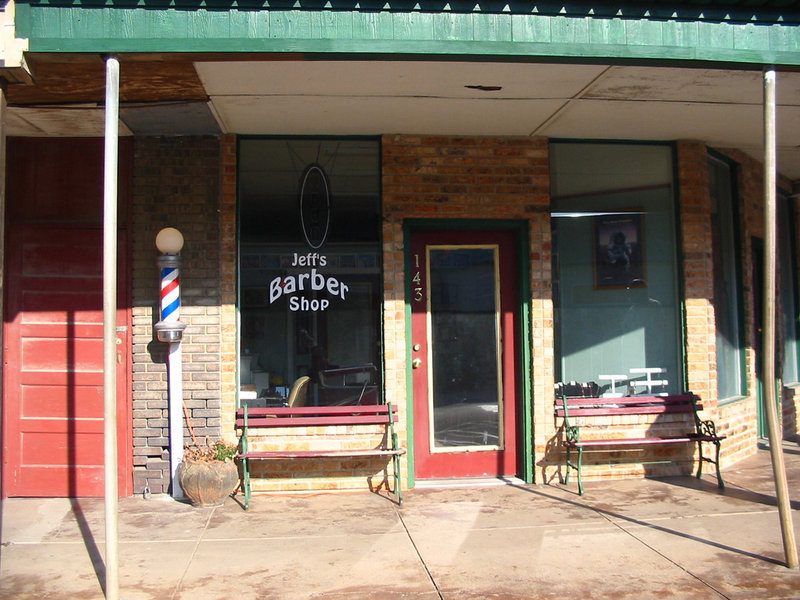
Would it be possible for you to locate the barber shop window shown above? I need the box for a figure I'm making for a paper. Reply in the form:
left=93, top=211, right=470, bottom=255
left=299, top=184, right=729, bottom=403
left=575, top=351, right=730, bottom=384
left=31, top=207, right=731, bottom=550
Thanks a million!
left=551, top=142, right=682, bottom=397
left=237, top=138, right=382, bottom=407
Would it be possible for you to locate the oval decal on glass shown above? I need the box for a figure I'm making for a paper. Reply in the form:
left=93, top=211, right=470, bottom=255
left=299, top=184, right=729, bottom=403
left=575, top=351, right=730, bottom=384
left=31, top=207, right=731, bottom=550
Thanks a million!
left=299, top=164, right=331, bottom=250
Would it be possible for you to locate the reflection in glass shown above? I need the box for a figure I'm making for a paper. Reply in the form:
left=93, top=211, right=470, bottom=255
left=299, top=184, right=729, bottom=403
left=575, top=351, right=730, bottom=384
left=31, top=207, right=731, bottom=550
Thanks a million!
left=428, top=247, right=502, bottom=448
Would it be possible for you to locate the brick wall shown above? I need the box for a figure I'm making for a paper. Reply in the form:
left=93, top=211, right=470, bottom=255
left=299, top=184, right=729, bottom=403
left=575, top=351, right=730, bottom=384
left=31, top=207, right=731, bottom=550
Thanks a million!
left=131, top=136, right=223, bottom=495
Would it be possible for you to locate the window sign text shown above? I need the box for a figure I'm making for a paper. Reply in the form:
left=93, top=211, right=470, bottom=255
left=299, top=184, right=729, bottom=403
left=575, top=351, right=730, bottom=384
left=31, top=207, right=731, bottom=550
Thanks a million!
left=269, top=252, right=349, bottom=311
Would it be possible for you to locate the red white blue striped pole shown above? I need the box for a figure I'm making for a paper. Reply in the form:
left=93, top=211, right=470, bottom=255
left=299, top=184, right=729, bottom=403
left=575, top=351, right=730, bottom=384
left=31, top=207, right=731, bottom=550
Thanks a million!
left=160, top=264, right=181, bottom=325
left=155, top=228, right=187, bottom=499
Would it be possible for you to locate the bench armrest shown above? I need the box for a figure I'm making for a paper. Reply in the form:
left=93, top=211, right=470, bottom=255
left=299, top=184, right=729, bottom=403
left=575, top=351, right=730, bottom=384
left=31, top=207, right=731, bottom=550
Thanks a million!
left=565, top=424, right=580, bottom=445
left=695, top=418, right=718, bottom=438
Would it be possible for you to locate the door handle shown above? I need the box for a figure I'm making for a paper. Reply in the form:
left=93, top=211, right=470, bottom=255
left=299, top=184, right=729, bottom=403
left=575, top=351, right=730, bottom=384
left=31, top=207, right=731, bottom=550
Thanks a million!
left=412, top=358, right=422, bottom=369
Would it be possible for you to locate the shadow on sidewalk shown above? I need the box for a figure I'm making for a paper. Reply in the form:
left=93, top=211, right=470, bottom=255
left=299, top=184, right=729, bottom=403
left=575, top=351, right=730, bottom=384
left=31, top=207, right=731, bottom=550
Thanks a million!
left=70, top=499, right=107, bottom=595
left=514, top=480, right=790, bottom=567
left=661, top=476, right=800, bottom=510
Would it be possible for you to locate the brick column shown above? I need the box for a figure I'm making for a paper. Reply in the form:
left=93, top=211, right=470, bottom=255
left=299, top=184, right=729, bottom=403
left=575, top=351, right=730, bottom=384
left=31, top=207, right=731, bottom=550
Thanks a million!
left=219, top=134, right=238, bottom=441
left=676, top=141, right=717, bottom=402
left=131, top=136, right=223, bottom=495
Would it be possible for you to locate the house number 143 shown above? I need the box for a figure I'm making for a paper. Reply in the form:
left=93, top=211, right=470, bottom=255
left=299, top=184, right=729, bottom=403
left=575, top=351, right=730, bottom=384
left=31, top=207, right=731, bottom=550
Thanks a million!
left=412, top=254, right=423, bottom=302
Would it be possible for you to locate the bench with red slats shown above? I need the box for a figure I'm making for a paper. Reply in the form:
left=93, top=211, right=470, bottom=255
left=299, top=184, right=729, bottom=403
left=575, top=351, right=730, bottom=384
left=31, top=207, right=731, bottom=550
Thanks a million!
left=554, top=393, right=725, bottom=495
left=236, top=404, right=404, bottom=509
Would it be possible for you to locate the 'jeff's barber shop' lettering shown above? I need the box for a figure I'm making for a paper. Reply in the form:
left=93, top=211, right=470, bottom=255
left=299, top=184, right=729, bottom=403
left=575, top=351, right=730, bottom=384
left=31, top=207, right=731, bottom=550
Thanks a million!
left=269, top=253, right=349, bottom=311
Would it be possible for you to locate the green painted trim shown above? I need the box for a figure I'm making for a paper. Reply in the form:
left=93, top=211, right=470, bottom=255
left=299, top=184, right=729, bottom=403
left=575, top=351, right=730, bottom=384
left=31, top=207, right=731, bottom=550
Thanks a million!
left=718, top=393, right=748, bottom=407
left=516, top=223, right=534, bottom=484
left=16, top=6, right=800, bottom=67
left=403, top=218, right=533, bottom=483
left=17, top=1, right=800, bottom=25
left=672, top=143, right=691, bottom=394
left=402, top=220, right=416, bottom=489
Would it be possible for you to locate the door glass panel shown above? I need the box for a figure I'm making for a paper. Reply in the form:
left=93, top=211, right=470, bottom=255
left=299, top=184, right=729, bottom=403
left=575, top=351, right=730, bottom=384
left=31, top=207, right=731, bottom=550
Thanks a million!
left=428, top=246, right=502, bottom=450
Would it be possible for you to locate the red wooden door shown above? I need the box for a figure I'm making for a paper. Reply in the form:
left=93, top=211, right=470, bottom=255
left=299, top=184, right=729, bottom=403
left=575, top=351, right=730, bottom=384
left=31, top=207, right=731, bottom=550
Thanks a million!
left=3, top=226, right=131, bottom=497
left=410, top=229, right=520, bottom=479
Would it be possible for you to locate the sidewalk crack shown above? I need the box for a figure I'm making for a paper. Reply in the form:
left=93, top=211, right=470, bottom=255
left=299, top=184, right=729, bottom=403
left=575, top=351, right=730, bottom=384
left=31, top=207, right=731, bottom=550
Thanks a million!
left=170, top=506, right=217, bottom=599
left=593, top=508, right=732, bottom=600
left=394, top=504, right=445, bottom=600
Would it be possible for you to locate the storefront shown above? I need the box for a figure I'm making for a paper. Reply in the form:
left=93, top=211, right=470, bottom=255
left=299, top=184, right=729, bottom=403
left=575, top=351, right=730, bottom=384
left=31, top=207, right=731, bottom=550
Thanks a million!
left=2, top=1, right=800, bottom=498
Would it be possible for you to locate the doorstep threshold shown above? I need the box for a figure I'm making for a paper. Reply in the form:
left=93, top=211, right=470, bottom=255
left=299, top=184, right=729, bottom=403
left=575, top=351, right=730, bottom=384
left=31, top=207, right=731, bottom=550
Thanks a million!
left=415, top=476, right=526, bottom=489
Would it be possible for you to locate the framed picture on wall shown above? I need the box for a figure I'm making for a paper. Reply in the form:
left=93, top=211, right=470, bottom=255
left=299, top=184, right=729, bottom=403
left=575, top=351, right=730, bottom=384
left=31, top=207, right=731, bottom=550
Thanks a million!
left=593, top=211, right=646, bottom=288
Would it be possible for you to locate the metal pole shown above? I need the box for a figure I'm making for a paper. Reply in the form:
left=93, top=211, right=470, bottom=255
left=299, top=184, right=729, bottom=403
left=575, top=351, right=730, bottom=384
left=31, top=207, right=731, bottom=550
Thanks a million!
left=169, top=341, right=184, bottom=496
left=103, top=55, right=120, bottom=599
left=762, top=66, right=799, bottom=570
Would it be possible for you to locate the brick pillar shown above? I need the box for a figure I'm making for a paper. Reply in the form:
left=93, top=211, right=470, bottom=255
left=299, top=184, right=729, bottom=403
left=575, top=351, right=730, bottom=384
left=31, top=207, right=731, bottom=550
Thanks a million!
left=131, top=136, right=223, bottom=495
left=219, top=134, right=238, bottom=440
left=677, top=141, right=716, bottom=402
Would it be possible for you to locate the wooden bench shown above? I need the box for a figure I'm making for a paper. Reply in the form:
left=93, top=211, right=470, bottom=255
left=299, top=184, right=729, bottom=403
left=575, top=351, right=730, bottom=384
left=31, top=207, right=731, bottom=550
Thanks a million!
left=236, top=403, right=405, bottom=509
left=554, top=393, right=726, bottom=495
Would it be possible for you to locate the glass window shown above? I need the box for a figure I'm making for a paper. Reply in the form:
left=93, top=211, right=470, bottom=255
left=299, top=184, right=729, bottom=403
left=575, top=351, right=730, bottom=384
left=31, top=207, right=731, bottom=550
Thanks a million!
left=551, top=142, right=681, bottom=396
left=779, top=191, right=800, bottom=385
left=709, top=155, right=745, bottom=400
left=238, top=138, right=382, bottom=406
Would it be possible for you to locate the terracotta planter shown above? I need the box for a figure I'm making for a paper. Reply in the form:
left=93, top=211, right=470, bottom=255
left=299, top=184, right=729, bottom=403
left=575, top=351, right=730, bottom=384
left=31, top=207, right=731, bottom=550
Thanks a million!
left=178, top=459, right=239, bottom=507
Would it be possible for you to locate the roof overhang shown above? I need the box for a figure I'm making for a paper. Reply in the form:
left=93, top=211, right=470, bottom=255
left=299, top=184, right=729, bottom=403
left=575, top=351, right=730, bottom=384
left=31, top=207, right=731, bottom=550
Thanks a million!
left=6, top=3, right=800, bottom=179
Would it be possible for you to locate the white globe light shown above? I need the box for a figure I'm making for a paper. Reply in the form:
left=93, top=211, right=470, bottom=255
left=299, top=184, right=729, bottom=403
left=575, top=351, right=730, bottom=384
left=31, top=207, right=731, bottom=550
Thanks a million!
left=155, top=227, right=184, bottom=255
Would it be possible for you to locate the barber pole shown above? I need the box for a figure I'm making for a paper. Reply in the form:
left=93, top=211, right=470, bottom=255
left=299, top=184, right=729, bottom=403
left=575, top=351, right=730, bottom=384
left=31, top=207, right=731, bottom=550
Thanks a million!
left=155, top=227, right=187, bottom=499
left=160, top=264, right=181, bottom=324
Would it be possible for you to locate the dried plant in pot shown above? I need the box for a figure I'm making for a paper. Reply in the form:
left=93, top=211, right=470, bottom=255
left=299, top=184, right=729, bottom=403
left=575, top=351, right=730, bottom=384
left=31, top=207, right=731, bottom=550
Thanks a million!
left=178, top=440, right=239, bottom=507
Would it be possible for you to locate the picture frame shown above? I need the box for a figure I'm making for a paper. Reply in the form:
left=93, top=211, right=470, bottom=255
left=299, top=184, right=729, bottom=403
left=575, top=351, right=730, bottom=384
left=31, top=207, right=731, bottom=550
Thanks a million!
left=593, top=211, right=646, bottom=288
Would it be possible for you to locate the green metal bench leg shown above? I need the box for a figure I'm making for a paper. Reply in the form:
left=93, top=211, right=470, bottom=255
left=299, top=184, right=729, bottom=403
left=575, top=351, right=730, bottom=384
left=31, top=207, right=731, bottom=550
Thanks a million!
left=695, top=440, right=725, bottom=490
left=242, top=458, right=251, bottom=510
left=695, top=440, right=704, bottom=481
left=563, top=446, right=584, bottom=495
left=393, top=453, right=402, bottom=505
left=391, top=429, right=402, bottom=505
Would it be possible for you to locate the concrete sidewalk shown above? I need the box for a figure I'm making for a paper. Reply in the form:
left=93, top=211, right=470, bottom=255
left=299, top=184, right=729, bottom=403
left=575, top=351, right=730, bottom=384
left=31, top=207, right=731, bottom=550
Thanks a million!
left=2, top=443, right=800, bottom=599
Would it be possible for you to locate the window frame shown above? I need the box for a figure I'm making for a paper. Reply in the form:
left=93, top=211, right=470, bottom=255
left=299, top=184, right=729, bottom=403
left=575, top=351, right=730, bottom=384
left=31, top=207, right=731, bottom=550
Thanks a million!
left=778, top=189, right=800, bottom=386
left=708, top=152, right=747, bottom=404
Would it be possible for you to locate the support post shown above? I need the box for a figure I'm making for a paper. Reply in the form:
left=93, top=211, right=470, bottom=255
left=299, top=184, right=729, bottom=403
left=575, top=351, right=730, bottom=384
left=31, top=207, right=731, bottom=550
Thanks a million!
left=762, top=66, right=799, bottom=570
left=102, top=55, right=120, bottom=600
